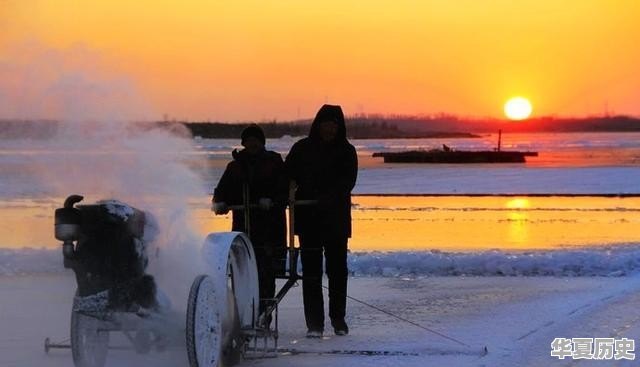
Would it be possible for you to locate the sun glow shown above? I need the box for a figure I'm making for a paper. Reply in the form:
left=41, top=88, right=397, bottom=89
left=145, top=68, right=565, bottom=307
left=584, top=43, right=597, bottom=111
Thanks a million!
left=506, top=198, right=530, bottom=209
left=504, top=97, right=533, bottom=120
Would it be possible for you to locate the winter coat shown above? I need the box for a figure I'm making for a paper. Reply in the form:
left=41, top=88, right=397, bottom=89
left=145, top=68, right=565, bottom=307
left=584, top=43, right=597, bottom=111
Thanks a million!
left=285, top=105, right=358, bottom=239
left=213, top=148, right=287, bottom=248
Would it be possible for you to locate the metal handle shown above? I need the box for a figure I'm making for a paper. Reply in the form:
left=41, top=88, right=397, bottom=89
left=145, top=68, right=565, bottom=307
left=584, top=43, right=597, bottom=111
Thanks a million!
left=227, top=204, right=259, bottom=211
left=214, top=200, right=318, bottom=212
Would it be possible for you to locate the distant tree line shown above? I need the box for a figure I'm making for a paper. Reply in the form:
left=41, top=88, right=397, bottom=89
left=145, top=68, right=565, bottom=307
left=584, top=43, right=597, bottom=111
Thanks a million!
left=182, top=120, right=478, bottom=139
left=181, top=115, right=640, bottom=138
left=2, top=115, right=640, bottom=140
left=0, top=120, right=57, bottom=139
left=183, top=121, right=307, bottom=139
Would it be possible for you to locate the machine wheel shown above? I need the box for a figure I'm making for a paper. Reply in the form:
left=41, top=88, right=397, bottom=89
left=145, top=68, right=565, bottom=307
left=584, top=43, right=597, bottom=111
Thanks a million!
left=188, top=232, right=261, bottom=367
left=186, top=275, right=222, bottom=367
left=70, top=308, right=109, bottom=367
left=220, top=262, right=242, bottom=366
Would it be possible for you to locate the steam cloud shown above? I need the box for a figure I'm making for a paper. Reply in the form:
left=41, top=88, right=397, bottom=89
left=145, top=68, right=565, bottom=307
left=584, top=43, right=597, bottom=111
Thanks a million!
left=1, top=41, right=210, bottom=312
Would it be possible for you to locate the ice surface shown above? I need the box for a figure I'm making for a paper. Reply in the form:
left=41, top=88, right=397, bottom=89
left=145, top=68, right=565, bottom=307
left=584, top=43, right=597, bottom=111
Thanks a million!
left=6, top=274, right=640, bottom=367
left=355, top=166, right=640, bottom=194
left=3, top=133, right=640, bottom=197
left=2, top=133, right=640, bottom=365
left=347, top=245, right=640, bottom=277
left=193, top=132, right=640, bottom=155
left=0, top=248, right=61, bottom=275
left=5, top=244, right=640, bottom=277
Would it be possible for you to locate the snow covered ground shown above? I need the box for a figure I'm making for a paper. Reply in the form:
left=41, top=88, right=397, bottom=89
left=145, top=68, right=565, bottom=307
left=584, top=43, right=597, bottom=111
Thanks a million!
left=2, top=132, right=639, bottom=366
left=5, top=245, right=640, bottom=277
left=3, top=273, right=640, bottom=367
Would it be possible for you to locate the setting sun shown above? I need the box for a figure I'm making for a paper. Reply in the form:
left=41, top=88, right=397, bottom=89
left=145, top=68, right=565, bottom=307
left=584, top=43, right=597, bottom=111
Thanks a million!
left=504, top=97, right=533, bottom=120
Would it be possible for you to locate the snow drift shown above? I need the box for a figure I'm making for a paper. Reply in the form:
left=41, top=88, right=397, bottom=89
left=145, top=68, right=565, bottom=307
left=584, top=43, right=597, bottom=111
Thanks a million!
left=4, top=244, right=640, bottom=277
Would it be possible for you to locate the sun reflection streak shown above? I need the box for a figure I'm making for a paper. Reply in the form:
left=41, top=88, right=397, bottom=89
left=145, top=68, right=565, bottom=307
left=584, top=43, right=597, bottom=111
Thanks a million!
left=505, top=198, right=530, bottom=245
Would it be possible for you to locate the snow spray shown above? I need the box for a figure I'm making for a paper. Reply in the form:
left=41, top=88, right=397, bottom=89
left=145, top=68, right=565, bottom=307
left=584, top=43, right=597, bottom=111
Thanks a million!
left=0, top=42, right=210, bottom=313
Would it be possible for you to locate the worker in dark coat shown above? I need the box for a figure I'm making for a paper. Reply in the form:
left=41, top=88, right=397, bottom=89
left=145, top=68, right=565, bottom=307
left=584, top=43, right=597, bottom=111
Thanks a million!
left=212, top=124, right=287, bottom=319
left=285, top=104, right=358, bottom=337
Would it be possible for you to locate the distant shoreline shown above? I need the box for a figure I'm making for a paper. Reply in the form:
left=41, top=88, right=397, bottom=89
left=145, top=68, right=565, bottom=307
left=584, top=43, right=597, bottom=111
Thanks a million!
left=1, top=115, right=639, bottom=140
left=193, top=131, right=482, bottom=140
left=184, top=122, right=482, bottom=140
left=183, top=115, right=640, bottom=139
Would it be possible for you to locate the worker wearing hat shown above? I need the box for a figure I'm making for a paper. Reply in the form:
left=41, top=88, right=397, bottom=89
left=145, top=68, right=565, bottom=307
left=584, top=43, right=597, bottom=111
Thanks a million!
left=212, top=124, right=287, bottom=323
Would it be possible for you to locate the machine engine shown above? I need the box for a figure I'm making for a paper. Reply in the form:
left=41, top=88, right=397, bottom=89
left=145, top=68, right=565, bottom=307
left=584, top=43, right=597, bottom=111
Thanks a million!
left=55, top=195, right=158, bottom=312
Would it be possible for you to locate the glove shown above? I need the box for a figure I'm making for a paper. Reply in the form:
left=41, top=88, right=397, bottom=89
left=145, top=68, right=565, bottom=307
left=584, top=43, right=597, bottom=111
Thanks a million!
left=212, top=201, right=229, bottom=215
left=258, top=197, right=273, bottom=210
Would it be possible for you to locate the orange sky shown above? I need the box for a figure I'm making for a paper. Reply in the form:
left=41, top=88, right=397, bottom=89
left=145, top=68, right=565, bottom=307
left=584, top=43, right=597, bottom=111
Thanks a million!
left=2, top=1, right=639, bottom=121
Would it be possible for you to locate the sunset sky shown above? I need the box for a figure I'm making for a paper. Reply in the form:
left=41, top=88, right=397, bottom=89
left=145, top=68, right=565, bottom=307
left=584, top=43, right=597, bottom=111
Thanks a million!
left=1, top=1, right=639, bottom=121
